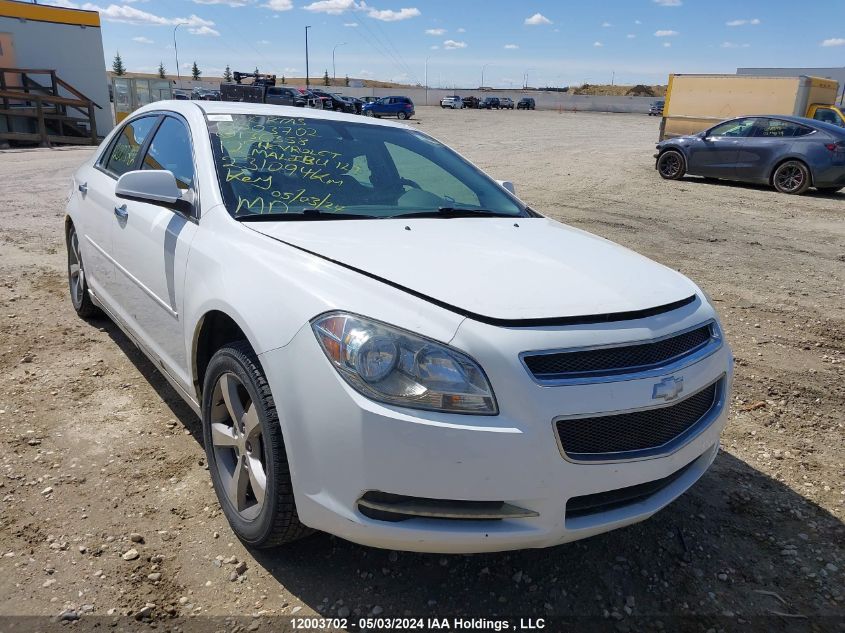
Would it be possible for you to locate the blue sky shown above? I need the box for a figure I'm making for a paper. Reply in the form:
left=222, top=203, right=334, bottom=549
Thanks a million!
left=46, top=0, right=845, bottom=86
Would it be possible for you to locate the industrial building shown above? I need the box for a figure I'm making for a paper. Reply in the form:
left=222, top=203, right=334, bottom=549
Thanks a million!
left=0, top=0, right=112, bottom=145
left=737, top=67, right=845, bottom=102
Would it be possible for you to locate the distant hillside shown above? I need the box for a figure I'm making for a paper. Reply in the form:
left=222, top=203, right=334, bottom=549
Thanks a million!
left=572, top=83, right=668, bottom=97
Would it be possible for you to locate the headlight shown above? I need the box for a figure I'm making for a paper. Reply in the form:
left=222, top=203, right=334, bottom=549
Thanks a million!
left=311, top=312, right=498, bottom=415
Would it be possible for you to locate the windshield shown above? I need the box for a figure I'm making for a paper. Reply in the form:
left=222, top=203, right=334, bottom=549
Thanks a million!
left=207, top=113, right=525, bottom=219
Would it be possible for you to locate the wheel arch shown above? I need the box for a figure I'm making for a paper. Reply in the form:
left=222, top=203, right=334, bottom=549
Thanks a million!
left=191, top=309, right=262, bottom=402
left=769, top=156, right=814, bottom=187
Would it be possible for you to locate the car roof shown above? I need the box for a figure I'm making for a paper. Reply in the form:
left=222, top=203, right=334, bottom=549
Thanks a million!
left=135, top=99, right=413, bottom=130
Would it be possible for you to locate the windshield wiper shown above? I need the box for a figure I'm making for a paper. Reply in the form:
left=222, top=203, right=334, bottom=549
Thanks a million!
left=235, top=209, right=376, bottom=221
left=396, top=207, right=516, bottom=219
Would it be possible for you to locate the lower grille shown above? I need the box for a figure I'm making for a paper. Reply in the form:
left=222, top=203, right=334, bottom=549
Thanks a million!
left=555, top=379, right=722, bottom=462
left=566, top=457, right=697, bottom=520
left=357, top=491, right=538, bottom=523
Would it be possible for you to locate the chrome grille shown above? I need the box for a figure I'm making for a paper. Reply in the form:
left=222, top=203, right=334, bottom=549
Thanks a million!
left=555, top=379, right=722, bottom=462
left=523, top=323, right=715, bottom=382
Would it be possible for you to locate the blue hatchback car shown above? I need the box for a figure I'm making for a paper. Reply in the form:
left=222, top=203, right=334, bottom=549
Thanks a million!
left=655, top=115, right=845, bottom=194
left=362, top=95, right=415, bottom=120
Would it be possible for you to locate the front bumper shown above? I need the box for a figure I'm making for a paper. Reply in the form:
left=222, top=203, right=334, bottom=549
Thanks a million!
left=260, top=299, right=732, bottom=553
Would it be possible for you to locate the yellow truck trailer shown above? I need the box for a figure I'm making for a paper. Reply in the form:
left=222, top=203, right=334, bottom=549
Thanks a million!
left=660, top=74, right=844, bottom=140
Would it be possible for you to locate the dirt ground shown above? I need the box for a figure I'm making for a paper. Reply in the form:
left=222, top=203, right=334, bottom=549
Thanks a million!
left=0, top=107, right=843, bottom=631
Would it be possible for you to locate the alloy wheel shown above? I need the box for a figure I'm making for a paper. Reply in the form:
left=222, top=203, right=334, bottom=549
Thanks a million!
left=775, top=164, right=805, bottom=193
left=659, top=153, right=681, bottom=178
left=68, top=228, right=85, bottom=309
left=209, top=372, right=267, bottom=521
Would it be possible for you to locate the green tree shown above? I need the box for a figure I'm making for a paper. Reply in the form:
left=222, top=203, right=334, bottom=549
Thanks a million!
left=323, top=69, right=330, bottom=86
left=157, top=61, right=166, bottom=79
left=112, top=52, right=126, bottom=76
left=280, top=75, right=286, bottom=85
left=191, top=61, right=201, bottom=81
left=223, top=65, right=233, bottom=82
left=344, top=74, right=350, bottom=87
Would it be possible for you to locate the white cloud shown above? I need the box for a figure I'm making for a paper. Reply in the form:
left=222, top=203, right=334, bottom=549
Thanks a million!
left=359, top=69, right=374, bottom=77
left=601, top=21, right=612, bottom=27
left=192, top=0, right=253, bottom=6
left=132, top=36, right=154, bottom=44
left=626, top=33, right=636, bottom=39
left=821, top=37, right=845, bottom=47
left=457, top=27, right=465, bottom=33
left=189, top=25, right=220, bottom=35
left=654, top=29, right=679, bottom=37
left=443, top=39, right=467, bottom=49
left=720, top=41, right=750, bottom=48
left=504, top=43, right=519, bottom=49
left=367, top=7, right=420, bottom=21
left=343, top=22, right=358, bottom=27
left=524, top=13, right=551, bottom=26
left=634, top=19, right=642, bottom=25
left=303, top=0, right=356, bottom=14
left=653, top=0, right=681, bottom=5
left=79, top=4, right=216, bottom=29
left=663, top=42, right=671, bottom=47
left=257, top=39, right=271, bottom=44
left=283, top=67, right=299, bottom=72
left=726, top=18, right=761, bottom=26
left=593, top=41, right=603, bottom=47
left=262, top=0, right=293, bottom=10
left=430, top=45, right=439, bottom=49
left=425, top=28, right=446, bottom=35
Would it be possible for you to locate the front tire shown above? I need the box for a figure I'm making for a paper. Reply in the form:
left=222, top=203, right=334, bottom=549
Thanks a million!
left=772, top=160, right=811, bottom=195
left=657, top=150, right=686, bottom=180
left=364, top=110, right=374, bottom=117
left=66, top=223, right=100, bottom=319
left=202, top=342, right=311, bottom=548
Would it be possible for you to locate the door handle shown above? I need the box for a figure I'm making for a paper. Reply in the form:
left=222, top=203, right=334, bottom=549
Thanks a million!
left=114, top=204, right=128, bottom=220
left=78, top=182, right=87, bottom=195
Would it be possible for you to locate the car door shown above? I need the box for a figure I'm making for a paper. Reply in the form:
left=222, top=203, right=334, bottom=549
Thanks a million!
left=77, top=115, right=160, bottom=309
left=686, top=117, right=756, bottom=178
left=735, top=118, right=814, bottom=183
left=265, top=87, right=293, bottom=106
left=109, top=115, right=199, bottom=389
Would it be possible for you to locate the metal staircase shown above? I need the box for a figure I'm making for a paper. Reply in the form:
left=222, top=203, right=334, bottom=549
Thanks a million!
left=0, top=68, right=102, bottom=147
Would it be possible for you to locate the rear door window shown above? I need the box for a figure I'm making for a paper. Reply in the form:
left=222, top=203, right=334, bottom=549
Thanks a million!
left=754, top=119, right=814, bottom=138
left=103, top=115, right=159, bottom=176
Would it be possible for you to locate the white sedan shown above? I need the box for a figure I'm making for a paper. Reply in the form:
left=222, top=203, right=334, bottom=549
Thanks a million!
left=65, top=101, right=732, bottom=553
left=440, top=96, right=464, bottom=109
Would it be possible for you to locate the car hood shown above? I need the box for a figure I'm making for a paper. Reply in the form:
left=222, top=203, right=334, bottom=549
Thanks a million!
left=246, top=217, right=698, bottom=323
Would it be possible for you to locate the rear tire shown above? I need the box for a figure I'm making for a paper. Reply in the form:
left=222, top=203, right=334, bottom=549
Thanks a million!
left=657, top=150, right=686, bottom=180
left=772, top=160, right=811, bottom=195
left=66, top=223, right=101, bottom=319
left=202, top=341, right=312, bottom=548
left=398, top=111, right=408, bottom=120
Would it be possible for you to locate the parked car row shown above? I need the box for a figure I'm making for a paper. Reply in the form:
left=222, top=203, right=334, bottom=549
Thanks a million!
left=439, top=95, right=537, bottom=110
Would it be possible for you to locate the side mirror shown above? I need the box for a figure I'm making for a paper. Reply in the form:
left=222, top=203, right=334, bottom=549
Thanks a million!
left=115, top=170, right=191, bottom=215
left=497, top=180, right=516, bottom=195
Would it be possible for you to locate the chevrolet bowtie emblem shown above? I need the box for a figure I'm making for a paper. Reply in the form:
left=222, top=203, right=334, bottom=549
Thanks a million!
left=652, top=376, right=684, bottom=402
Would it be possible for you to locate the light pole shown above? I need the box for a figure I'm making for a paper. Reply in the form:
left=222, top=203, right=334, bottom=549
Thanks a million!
left=481, top=63, right=490, bottom=89
left=305, top=25, right=311, bottom=89
left=332, top=42, right=347, bottom=80
left=173, top=22, right=187, bottom=91
left=424, top=56, right=429, bottom=105
left=523, top=67, right=536, bottom=89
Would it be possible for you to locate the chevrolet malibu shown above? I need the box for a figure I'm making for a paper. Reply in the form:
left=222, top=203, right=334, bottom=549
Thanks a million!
left=65, top=101, right=732, bottom=553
